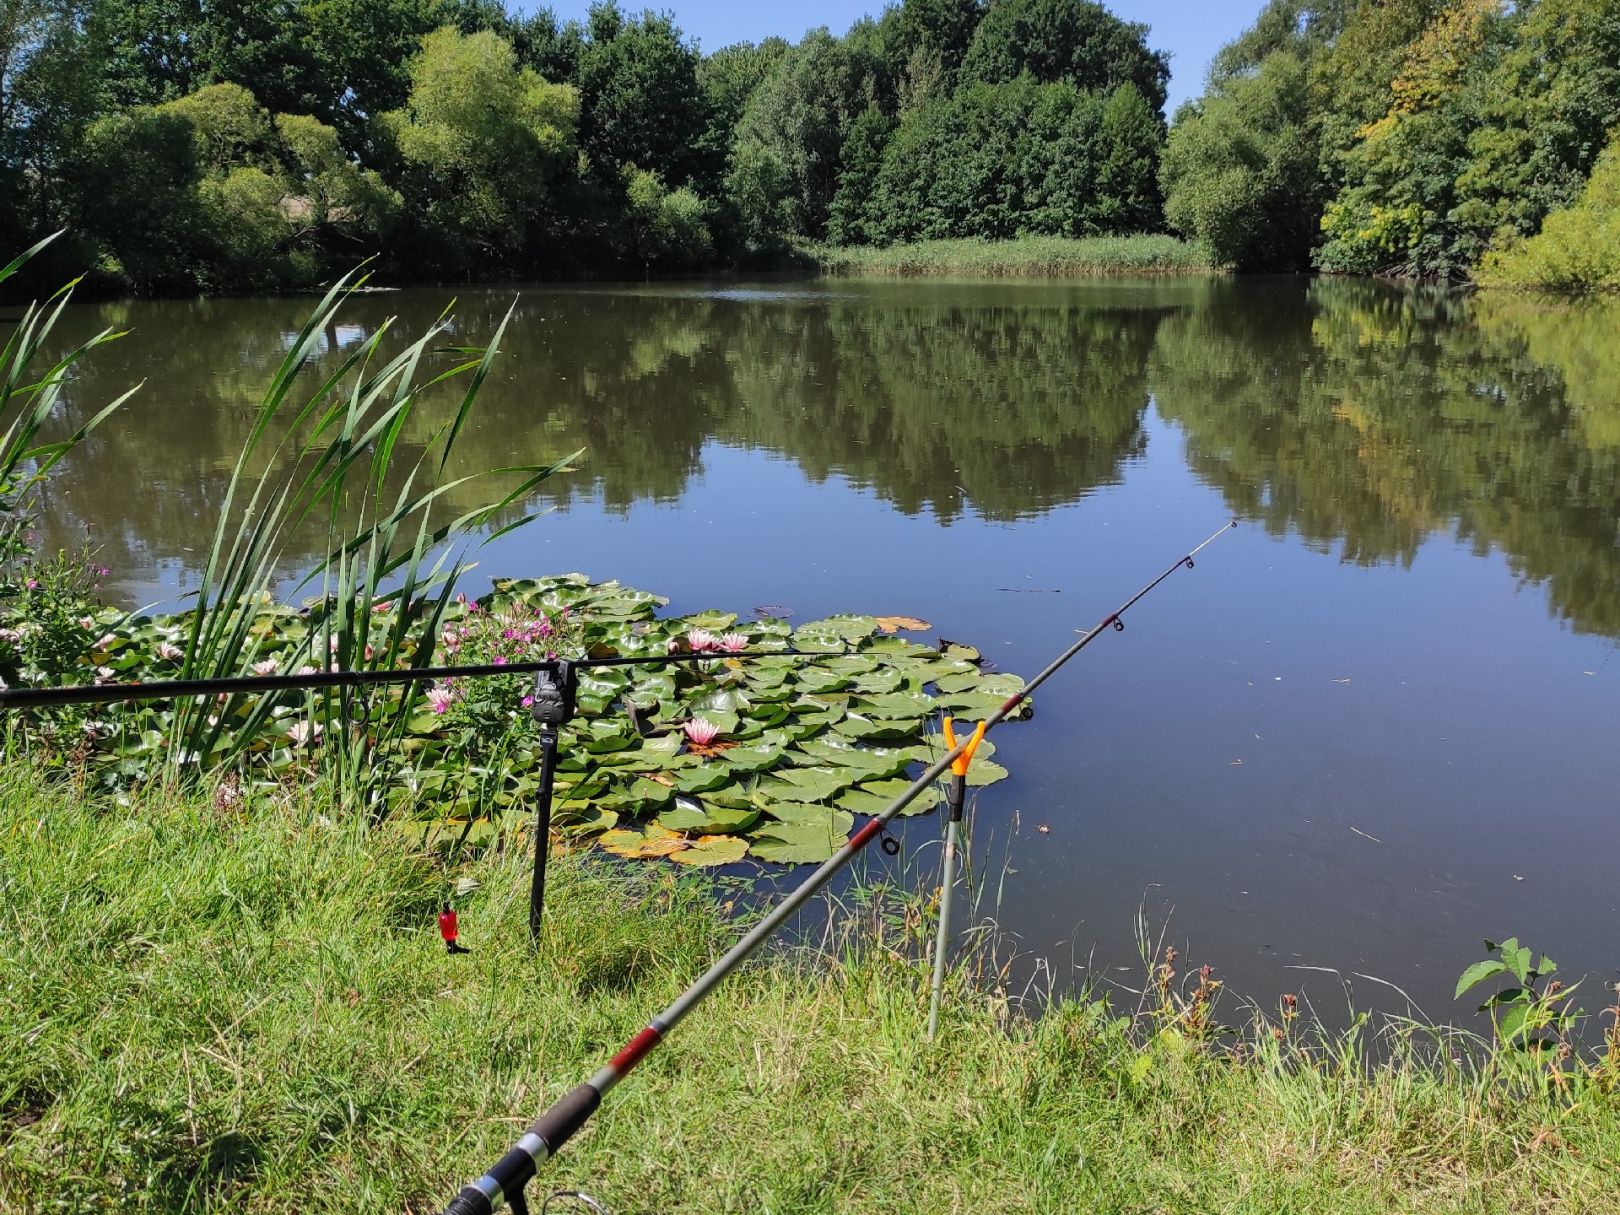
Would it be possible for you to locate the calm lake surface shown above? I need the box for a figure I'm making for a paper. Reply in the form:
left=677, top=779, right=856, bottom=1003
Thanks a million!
left=38, top=276, right=1620, bottom=1020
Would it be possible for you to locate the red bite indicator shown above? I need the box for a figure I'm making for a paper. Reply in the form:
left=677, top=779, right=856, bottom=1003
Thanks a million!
left=439, top=904, right=459, bottom=952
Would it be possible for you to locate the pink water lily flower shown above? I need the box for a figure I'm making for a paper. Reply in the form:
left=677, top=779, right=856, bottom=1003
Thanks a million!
left=426, top=687, right=454, bottom=714
left=252, top=658, right=279, bottom=676
left=686, top=628, right=720, bottom=653
left=155, top=641, right=184, bottom=662
left=683, top=716, right=720, bottom=747
left=288, top=720, right=323, bottom=747
left=718, top=632, right=748, bottom=653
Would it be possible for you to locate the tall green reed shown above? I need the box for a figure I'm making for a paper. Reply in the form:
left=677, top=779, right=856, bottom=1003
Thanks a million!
left=0, top=233, right=138, bottom=565
left=167, top=270, right=577, bottom=811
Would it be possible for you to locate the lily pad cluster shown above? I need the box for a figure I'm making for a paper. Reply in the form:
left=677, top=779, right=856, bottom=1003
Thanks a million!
left=413, top=575, right=1030, bottom=866
left=1, top=573, right=1028, bottom=866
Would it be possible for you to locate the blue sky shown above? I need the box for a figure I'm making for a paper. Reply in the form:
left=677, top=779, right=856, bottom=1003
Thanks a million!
left=536, top=1, right=1258, bottom=114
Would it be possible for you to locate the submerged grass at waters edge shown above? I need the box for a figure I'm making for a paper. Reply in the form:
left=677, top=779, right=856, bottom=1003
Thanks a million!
left=2, top=768, right=1617, bottom=1214
left=814, top=235, right=1215, bottom=279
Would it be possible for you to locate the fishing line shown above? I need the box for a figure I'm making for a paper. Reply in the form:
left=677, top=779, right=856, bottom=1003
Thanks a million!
left=440, top=520, right=1237, bottom=1215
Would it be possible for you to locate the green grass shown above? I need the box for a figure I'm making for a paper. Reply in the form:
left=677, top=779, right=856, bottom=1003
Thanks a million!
left=813, top=235, right=1217, bottom=279
left=2, top=769, right=1617, bottom=1214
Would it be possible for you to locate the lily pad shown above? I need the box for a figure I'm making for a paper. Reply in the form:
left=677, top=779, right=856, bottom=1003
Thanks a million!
left=669, top=834, right=748, bottom=867
left=749, top=819, right=849, bottom=864
left=837, top=779, right=943, bottom=817
left=657, top=801, right=760, bottom=834
left=598, top=827, right=688, bottom=859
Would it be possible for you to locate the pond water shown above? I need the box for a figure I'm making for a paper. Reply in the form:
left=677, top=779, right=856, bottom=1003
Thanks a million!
left=34, top=276, right=1620, bottom=1023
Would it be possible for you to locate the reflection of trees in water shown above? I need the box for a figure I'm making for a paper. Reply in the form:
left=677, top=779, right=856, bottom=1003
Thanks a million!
left=1152, top=279, right=1620, bottom=637
left=720, top=293, right=1161, bottom=522
left=27, top=278, right=1620, bottom=638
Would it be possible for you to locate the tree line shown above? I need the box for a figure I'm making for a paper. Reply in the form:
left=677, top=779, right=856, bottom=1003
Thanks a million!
left=0, top=0, right=1172, bottom=291
left=1162, top=0, right=1620, bottom=287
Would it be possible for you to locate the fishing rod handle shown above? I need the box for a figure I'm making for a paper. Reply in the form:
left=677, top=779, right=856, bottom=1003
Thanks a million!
left=443, top=1084, right=601, bottom=1215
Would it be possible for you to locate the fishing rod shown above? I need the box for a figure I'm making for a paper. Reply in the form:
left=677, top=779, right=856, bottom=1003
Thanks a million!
left=441, top=520, right=1238, bottom=1215
left=0, top=649, right=800, bottom=709
left=0, top=647, right=802, bottom=940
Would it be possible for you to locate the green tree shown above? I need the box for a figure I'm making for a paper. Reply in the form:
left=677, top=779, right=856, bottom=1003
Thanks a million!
left=958, top=0, right=1168, bottom=116
left=1452, top=0, right=1620, bottom=258
left=727, top=28, right=884, bottom=242
left=877, top=0, right=983, bottom=111
left=620, top=166, right=713, bottom=271
left=66, top=107, right=203, bottom=290
left=1477, top=136, right=1620, bottom=293
left=1313, top=0, right=1495, bottom=277
left=574, top=3, right=706, bottom=187
left=827, top=104, right=893, bottom=245
left=1, top=0, right=107, bottom=249
left=871, top=75, right=1159, bottom=244
left=379, top=26, right=579, bottom=269
left=1162, top=51, right=1319, bottom=270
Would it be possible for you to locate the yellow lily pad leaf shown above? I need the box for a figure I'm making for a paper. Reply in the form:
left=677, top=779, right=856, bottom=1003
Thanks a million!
left=598, top=828, right=688, bottom=859
left=874, top=615, right=931, bottom=633
left=669, top=834, right=749, bottom=867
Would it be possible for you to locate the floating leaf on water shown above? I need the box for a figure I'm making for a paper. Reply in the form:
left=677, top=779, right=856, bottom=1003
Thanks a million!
left=555, top=805, right=619, bottom=835
left=670, top=834, right=748, bottom=867
left=673, top=765, right=731, bottom=794
left=761, top=802, right=854, bottom=835
left=762, top=764, right=862, bottom=801
left=598, top=828, right=688, bottom=859
left=657, top=802, right=760, bottom=834
left=837, top=780, right=943, bottom=817
left=941, top=642, right=982, bottom=663
left=963, top=760, right=1010, bottom=787
left=795, top=614, right=879, bottom=642
left=748, top=819, right=849, bottom=864
left=831, top=715, right=922, bottom=742
left=852, top=668, right=904, bottom=694
left=874, top=615, right=931, bottom=633
left=719, top=743, right=786, bottom=772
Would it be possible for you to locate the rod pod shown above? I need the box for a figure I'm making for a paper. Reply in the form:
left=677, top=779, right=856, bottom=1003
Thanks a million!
left=440, top=521, right=1237, bottom=1215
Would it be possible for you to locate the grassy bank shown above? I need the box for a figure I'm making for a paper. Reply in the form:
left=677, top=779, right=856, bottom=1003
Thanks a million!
left=3, top=771, right=1617, bottom=1214
left=814, top=235, right=1216, bottom=279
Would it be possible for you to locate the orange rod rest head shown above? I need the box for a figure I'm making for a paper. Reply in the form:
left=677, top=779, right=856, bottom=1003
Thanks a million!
left=942, top=715, right=987, bottom=777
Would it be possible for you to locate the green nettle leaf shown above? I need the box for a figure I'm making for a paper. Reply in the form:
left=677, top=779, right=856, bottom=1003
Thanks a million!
left=1455, top=959, right=1507, bottom=998
left=1497, top=1002, right=1530, bottom=1044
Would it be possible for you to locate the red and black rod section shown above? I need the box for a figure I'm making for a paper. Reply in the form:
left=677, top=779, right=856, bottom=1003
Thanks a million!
left=441, top=521, right=1237, bottom=1215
